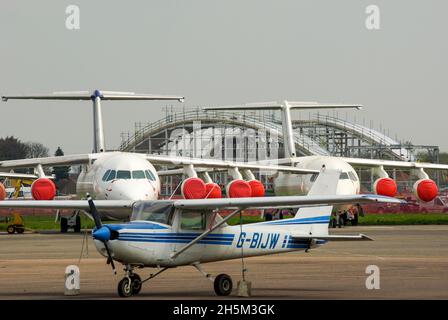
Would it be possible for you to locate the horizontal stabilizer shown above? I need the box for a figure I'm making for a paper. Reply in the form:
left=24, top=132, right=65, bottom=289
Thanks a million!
left=291, top=233, right=373, bottom=241
left=2, top=90, right=184, bottom=102
left=204, top=101, right=362, bottom=111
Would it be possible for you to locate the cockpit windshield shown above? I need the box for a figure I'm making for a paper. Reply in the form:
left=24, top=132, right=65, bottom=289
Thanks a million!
left=102, top=169, right=157, bottom=181
left=131, top=201, right=174, bottom=225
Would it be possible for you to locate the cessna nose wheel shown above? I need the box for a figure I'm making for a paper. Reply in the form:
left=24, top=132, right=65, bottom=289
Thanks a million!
left=117, top=274, right=142, bottom=297
left=118, top=277, right=134, bottom=297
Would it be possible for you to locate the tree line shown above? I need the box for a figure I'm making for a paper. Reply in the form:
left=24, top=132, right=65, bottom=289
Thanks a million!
left=0, top=136, right=69, bottom=181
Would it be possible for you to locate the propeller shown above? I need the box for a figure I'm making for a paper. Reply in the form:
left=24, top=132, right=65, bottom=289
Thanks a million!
left=87, top=194, right=117, bottom=275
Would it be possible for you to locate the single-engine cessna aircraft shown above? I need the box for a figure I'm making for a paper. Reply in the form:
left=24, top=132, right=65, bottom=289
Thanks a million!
left=205, top=101, right=448, bottom=203
left=0, top=169, right=403, bottom=297
left=0, top=91, right=319, bottom=225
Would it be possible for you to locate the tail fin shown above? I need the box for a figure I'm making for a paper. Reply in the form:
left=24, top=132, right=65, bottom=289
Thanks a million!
left=2, top=90, right=184, bottom=153
left=292, top=169, right=340, bottom=235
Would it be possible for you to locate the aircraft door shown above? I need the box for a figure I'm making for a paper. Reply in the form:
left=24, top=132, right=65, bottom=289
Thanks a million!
left=173, top=210, right=206, bottom=263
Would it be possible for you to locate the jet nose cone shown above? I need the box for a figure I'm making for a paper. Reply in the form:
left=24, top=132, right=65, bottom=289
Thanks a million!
left=106, top=180, right=157, bottom=200
left=93, top=226, right=110, bottom=241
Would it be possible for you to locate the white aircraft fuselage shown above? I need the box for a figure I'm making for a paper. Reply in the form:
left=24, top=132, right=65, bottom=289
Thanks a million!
left=94, top=207, right=329, bottom=268
left=274, top=155, right=360, bottom=197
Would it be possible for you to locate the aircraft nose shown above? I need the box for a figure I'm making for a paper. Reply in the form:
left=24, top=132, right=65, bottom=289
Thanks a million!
left=92, top=226, right=110, bottom=241
left=106, top=180, right=157, bottom=200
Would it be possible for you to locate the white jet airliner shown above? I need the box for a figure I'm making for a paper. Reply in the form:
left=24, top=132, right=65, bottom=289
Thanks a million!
left=205, top=101, right=448, bottom=204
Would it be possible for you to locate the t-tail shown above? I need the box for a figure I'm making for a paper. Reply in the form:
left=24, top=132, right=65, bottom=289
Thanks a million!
left=2, top=90, right=184, bottom=153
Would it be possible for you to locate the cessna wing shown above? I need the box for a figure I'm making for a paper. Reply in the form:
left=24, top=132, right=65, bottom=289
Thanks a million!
left=144, top=154, right=319, bottom=174
left=172, top=194, right=404, bottom=210
left=0, top=199, right=134, bottom=210
left=0, top=194, right=402, bottom=212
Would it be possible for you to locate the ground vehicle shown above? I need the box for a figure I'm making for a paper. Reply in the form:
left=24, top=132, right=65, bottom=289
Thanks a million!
left=2, top=213, right=25, bottom=234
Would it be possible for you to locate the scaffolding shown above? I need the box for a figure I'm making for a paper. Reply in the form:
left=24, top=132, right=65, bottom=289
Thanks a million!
left=119, top=106, right=441, bottom=195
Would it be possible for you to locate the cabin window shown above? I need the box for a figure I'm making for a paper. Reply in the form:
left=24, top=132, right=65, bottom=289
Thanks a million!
left=131, top=201, right=174, bottom=225
left=106, top=170, right=116, bottom=181
left=180, top=211, right=206, bottom=230
left=117, top=170, right=131, bottom=179
left=102, top=169, right=111, bottom=181
left=145, top=170, right=156, bottom=181
left=132, top=170, right=146, bottom=179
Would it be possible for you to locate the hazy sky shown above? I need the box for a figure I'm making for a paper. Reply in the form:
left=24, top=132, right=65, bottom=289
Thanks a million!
left=1, top=1, right=447, bottom=155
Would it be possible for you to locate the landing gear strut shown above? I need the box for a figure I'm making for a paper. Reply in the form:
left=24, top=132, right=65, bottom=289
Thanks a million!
left=117, top=264, right=168, bottom=297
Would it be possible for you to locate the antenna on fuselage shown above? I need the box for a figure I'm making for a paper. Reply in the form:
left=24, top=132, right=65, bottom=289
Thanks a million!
left=204, top=101, right=362, bottom=158
left=2, top=90, right=185, bottom=153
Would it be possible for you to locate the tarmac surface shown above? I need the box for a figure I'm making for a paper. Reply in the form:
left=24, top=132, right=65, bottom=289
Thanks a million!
left=0, top=225, right=447, bottom=299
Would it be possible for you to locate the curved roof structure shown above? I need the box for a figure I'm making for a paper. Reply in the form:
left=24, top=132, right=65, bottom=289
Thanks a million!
left=119, top=109, right=410, bottom=161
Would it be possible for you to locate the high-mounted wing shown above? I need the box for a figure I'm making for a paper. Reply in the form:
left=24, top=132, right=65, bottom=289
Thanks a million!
left=0, top=153, right=101, bottom=170
left=0, top=199, right=134, bottom=210
left=0, top=172, right=41, bottom=179
left=339, top=157, right=448, bottom=171
left=144, top=154, right=319, bottom=174
left=173, top=194, right=404, bottom=210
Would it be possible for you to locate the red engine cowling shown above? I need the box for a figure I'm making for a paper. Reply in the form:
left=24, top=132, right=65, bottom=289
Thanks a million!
left=204, top=182, right=222, bottom=198
left=248, top=180, right=265, bottom=197
left=413, top=179, right=438, bottom=202
left=373, top=177, right=397, bottom=197
left=31, top=178, right=56, bottom=200
left=0, top=182, right=6, bottom=200
left=181, top=177, right=206, bottom=199
left=226, top=179, right=252, bottom=198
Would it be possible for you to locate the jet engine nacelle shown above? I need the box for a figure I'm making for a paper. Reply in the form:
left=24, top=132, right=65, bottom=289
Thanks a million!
left=413, top=179, right=438, bottom=202
left=205, top=182, right=222, bottom=198
left=181, top=177, right=206, bottom=199
left=226, top=179, right=252, bottom=198
left=0, top=182, right=6, bottom=200
left=248, top=180, right=265, bottom=197
left=31, top=178, right=56, bottom=200
left=373, top=177, right=397, bottom=197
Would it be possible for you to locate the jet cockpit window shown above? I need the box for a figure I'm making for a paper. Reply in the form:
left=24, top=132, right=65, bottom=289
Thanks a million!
left=145, top=170, right=156, bottom=181
left=117, top=170, right=131, bottom=179
left=102, top=169, right=111, bottom=181
left=131, top=201, right=174, bottom=225
left=180, top=211, right=206, bottom=230
left=339, top=172, right=350, bottom=180
left=310, top=173, right=319, bottom=182
left=132, top=170, right=146, bottom=179
left=348, top=172, right=358, bottom=181
left=106, top=170, right=116, bottom=181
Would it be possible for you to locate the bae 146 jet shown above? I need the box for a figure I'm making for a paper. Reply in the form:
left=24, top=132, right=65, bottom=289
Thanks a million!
left=205, top=101, right=447, bottom=205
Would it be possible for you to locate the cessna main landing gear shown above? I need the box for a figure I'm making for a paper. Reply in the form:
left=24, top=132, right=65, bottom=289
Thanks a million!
left=214, top=274, right=233, bottom=296
left=117, top=264, right=168, bottom=297
left=193, top=263, right=233, bottom=296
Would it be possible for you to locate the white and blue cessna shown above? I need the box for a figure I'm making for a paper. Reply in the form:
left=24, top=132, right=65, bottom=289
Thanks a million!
left=0, top=170, right=402, bottom=297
